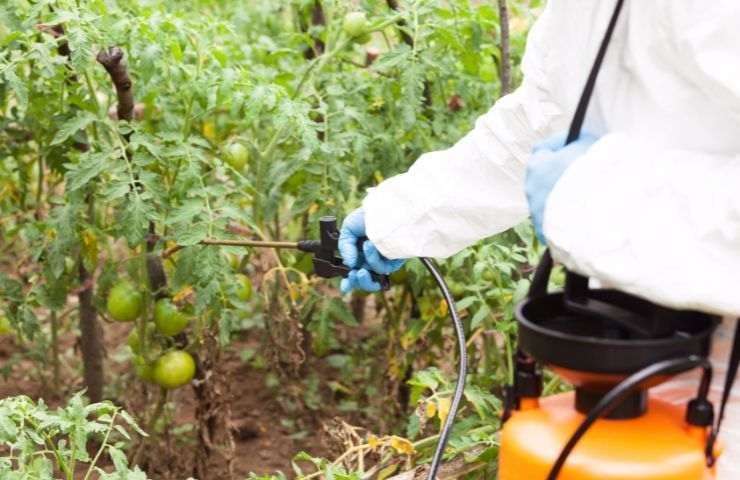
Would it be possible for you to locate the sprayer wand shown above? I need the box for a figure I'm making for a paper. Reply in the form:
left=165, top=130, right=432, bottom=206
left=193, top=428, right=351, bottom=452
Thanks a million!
left=165, top=216, right=391, bottom=289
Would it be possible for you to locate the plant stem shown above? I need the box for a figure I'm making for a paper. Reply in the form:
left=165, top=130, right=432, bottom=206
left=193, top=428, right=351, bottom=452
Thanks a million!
left=497, top=0, right=513, bottom=96
left=78, top=201, right=105, bottom=403
left=130, top=387, right=167, bottom=466
left=83, top=411, right=118, bottom=480
left=50, top=311, right=60, bottom=391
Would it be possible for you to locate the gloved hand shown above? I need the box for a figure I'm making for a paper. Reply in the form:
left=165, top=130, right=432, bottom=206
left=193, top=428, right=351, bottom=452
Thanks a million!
left=525, top=133, right=598, bottom=244
left=338, top=208, right=406, bottom=294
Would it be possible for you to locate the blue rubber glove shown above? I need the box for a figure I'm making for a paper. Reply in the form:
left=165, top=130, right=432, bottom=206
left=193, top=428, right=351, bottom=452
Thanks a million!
left=340, top=268, right=381, bottom=294
left=338, top=208, right=406, bottom=294
left=525, top=133, right=598, bottom=244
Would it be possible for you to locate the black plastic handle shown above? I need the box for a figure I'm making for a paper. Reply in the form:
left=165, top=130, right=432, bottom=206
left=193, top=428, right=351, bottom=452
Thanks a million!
left=298, top=217, right=390, bottom=291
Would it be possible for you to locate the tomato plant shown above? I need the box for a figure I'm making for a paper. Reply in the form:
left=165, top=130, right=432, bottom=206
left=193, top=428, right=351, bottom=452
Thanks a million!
left=0, top=393, right=146, bottom=479
left=0, top=0, right=547, bottom=477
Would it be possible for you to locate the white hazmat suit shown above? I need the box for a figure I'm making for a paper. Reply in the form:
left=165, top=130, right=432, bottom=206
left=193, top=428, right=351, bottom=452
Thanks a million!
left=361, top=0, right=740, bottom=476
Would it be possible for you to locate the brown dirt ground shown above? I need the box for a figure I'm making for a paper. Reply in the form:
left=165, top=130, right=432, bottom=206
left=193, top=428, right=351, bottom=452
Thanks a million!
left=0, top=322, right=340, bottom=479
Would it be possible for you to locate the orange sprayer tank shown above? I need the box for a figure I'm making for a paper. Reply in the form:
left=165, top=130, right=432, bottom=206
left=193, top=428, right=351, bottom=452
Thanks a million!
left=501, top=263, right=721, bottom=480
left=499, top=393, right=715, bottom=480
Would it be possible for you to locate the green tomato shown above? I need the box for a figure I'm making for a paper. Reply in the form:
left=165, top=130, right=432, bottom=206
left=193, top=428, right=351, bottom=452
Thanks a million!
left=354, top=32, right=372, bottom=45
left=234, top=273, right=253, bottom=302
left=0, top=316, right=13, bottom=336
left=107, top=282, right=144, bottom=323
left=449, top=282, right=466, bottom=297
left=225, top=142, right=249, bottom=170
left=127, top=330, right=141, bottom=353
left=153, top=350, right=196, bottom=389
left=343, top=11, right=368, bottom=38
left=154, top=298, right=190, bottom=337
left=223, top=252, right=241, bottom=271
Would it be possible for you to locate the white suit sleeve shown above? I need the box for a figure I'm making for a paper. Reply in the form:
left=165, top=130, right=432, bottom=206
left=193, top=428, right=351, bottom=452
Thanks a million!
left=545, top=133, right=740, bottom=317
left=363, top=3, right=568, bottom=259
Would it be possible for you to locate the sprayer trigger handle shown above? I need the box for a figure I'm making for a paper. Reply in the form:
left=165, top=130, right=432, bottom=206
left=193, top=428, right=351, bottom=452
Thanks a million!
left=355, top=236, right=391, bottom=290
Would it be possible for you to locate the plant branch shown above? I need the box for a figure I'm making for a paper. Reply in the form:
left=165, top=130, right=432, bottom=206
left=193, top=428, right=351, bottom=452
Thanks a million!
left=130, top=388, right=167, bottom=466
left=83, top=411, right=118, bottom=480
left=162, top=238, right=299, bottom=259
left=497, top=0, right=512, bottom=96
left=96, top=47, right=134, bottom=122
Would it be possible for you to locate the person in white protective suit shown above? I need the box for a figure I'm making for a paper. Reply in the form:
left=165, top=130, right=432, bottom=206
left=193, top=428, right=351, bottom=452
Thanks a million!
left=336, top=0, right=740, bottom=476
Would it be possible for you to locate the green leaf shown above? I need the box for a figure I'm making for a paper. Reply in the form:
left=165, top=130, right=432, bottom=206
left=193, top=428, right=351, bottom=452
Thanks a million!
left=408, top=368, right=440, bottom=391
left=328, top=298, right=357, bottom=327
left=470, top=305, right=490, bottom=330
left=4, top=68, right=27, bottom=110
left=51, top=112, right=95, bottom=146
left=65, top=151, right=109, bottom=191
left=67, top=24, right=92, bottom=72
left=173, top=222, right=208, bottom=246
left=455, top=296, right=477, bottom=310
left=373, top=45, right=412, bottom=71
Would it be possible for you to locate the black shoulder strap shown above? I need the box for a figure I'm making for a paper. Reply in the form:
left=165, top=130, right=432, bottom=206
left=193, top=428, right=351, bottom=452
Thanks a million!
left=528, top=0, right=626, bottom=299
left=566, top=0, right=626, bottom=144
left=707, top=319, right=740, bottom=466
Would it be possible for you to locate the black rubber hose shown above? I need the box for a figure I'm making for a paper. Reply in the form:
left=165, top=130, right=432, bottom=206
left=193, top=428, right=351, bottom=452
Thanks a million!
left=420, top=257, right=468, bottom=480
left=546, top=356, right=712, bottom=480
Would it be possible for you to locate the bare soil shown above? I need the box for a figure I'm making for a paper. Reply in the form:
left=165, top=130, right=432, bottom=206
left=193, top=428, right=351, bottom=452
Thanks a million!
left=0, top=324, right=338, bottom=479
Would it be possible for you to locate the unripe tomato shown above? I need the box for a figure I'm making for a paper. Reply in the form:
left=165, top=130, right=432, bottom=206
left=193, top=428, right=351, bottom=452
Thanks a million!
left=234, top=274, right=253, bottom=302
left=343, top=11, right=368, bottom=38
left=127, top=330, right=141, bottom=353
left=225, top=142, right=249, bottom=171
left=223, top=252, right=240, bottom=271
left=106, top=282, right=144, bottom=322
left=154, top=298, right=190, bottom=336
left=354, top=32, right=372, bottom=45
left=153, top=350, right=196, bottom=389
left=449, top=282, right=466, bottom=297
left=0, top=316, right=13, bottom=336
